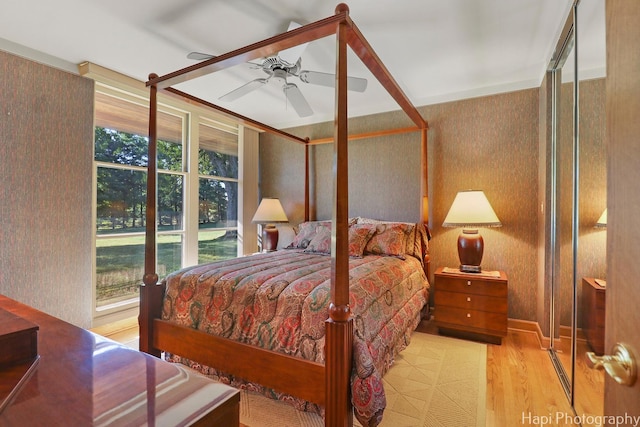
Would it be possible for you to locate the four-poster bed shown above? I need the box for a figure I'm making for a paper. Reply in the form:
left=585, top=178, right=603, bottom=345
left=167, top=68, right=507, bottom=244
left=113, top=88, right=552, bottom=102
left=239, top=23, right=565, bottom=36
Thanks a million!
left=139, top=4, right=429, bottom=427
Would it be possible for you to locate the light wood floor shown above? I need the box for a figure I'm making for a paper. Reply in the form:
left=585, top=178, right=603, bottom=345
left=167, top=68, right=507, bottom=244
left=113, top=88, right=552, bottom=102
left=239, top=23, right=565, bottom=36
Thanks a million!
left=92, top=318, right=577, bottom=427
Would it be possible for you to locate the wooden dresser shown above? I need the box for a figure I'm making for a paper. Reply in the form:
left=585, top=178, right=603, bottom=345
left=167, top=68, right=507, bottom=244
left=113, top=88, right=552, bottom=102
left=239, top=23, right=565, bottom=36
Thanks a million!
left=582, top=277, right=606, bottom=355
left=433, top=267, right=508, bottom=344
left=0, top=295, right=240, bottom=426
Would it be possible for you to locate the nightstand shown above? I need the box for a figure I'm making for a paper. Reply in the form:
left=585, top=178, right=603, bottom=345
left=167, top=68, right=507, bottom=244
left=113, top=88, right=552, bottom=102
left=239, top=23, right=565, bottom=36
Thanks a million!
left=582, top=277, right=606, bottom=355
left=433, top=266, right=508, bottom=344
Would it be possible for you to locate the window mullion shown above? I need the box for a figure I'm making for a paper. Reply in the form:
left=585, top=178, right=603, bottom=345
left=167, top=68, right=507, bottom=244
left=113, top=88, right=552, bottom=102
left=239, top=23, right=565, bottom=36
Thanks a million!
left=183, top=113, right=201, bottom=267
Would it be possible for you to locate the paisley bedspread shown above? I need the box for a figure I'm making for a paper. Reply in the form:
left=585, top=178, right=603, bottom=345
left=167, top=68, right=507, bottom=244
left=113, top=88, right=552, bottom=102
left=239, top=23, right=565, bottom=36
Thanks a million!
left=161, top=249, right=429, bottom=426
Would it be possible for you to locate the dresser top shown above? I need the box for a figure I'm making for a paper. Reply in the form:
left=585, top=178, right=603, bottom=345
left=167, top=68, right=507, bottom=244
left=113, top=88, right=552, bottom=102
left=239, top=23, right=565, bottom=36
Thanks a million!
left=0, top=295, right=239, bottom=425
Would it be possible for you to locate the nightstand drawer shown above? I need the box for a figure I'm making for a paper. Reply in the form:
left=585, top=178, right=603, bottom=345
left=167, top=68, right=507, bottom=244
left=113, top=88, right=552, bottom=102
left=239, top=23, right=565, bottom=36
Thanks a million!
left=434, top=290, right=507, bottom=314
left=435, top=306, right=508, bottom=335
left=435, top=275, right=507, bottom=297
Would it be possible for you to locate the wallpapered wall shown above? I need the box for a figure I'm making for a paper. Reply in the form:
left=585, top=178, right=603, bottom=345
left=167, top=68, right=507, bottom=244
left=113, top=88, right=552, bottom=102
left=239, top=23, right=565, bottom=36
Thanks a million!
left=259, top=111, right=422, bottom=225
left=0, top=50, right=94, bottom=328
left=423, top=89, right=540, bottom=321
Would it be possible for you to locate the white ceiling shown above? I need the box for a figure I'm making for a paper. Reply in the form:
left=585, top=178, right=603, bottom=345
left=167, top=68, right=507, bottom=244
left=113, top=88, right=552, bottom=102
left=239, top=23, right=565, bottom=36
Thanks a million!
left=1, top=0, right=605, bottom=129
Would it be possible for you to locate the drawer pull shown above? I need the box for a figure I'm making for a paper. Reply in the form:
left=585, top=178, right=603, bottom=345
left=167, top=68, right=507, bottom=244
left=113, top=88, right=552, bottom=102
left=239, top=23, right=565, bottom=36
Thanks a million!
left=467, top=313, right=471, bottom=318
left=467, top=280, right=471, bottom=286
left=467, top=297, right=471, bottom=302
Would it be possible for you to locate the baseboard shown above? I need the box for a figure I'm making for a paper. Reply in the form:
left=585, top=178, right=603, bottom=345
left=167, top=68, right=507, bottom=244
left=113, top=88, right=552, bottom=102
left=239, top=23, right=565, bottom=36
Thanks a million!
left=508, top=318, right=549, bottom=349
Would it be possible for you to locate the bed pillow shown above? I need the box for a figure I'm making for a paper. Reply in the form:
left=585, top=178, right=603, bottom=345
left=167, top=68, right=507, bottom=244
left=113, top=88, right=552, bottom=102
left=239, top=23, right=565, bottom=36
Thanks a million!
left=303, top=226, right=332, bottom=254
left=348, top=224, right=377, bottom=258
left=299, top=222, right=375, bottom=257
left=288, top=221, right=331, bottom=249
left=355, top=217, right=430, bottom=264
left=365, top=223, right=407, bottom=259
left=276, top=224, right=296, bottom=250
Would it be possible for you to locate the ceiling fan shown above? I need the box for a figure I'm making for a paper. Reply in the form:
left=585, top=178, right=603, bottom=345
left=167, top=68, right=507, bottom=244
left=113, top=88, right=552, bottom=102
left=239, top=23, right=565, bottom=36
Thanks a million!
left=187, top=22, right=368, bottom=117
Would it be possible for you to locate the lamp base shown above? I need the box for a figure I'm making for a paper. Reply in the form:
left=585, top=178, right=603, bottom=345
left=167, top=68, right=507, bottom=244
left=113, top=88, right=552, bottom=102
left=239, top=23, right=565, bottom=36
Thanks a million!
left=460, top=264, right=482, bottom=273
left=457, top=229, right=484, bottom=273
left=262, top=225, right=279, bottom=252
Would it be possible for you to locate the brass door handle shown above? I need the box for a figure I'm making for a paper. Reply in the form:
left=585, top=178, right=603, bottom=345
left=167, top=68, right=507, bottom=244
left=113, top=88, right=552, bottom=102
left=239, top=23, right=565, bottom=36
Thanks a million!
left=586, top=343, right=637, bottom=386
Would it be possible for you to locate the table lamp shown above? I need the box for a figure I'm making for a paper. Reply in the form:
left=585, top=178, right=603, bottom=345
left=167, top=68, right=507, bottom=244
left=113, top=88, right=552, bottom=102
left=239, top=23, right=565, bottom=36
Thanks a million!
left=443, top=190, right=502, bottom=273
left=252, top=198, right=288, bottom=252
left=594, top=208, right=607, bottom=287
left=595, top=209, right=607, bottom=228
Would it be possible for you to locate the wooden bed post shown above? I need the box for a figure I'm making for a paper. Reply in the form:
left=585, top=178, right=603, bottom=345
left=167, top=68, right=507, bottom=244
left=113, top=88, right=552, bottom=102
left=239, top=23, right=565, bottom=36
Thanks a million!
left=421, top=127, right=429, bottom=224
left=139, top=74, right=163, bottom=357
left=325, top=5, right=354, bottom=427
left=305, top=140, right=310, bottom=222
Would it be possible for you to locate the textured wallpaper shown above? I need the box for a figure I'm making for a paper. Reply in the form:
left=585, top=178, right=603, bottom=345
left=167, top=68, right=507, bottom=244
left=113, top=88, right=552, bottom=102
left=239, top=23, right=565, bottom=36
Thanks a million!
left=0, top=50, right=94, bottom=328
left=423, top=89, right=540, bottom=321
left=260, top=110, right=422, bottom=225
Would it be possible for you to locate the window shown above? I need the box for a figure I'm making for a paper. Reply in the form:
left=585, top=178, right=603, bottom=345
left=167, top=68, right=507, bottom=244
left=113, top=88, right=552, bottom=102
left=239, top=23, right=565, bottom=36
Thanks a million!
left=198, top=120, right=239, bottom=263
left=91, top=80, right=243, bottom=321
left=94, top=89, right=186, bottom=309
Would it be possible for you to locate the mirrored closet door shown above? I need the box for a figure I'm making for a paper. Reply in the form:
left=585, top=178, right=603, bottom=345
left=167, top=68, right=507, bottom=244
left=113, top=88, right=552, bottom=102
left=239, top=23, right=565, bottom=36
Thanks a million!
left=547, top=0, right=606, bottom=423
left=548, top=1, right=576, bottom=398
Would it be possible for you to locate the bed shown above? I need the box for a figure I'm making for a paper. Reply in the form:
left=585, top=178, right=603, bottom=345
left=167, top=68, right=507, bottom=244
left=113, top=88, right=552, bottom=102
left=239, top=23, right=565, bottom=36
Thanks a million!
left=139, top=4, right=430, bottom=427
left=163, top=220, right=429, bottom=425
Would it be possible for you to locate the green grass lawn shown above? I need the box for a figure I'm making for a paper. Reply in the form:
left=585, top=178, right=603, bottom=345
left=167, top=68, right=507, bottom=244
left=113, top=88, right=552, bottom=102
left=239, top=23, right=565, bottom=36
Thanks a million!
left=96, top=230, right=237, bottom=305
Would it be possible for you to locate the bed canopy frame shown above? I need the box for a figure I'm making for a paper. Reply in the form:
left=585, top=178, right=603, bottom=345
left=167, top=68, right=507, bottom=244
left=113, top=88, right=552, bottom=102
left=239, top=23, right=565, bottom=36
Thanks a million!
left=139, top=4, right=428, bottom=426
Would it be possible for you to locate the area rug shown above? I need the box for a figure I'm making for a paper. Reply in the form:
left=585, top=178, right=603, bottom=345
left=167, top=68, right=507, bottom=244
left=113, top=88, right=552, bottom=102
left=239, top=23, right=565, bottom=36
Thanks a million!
left=239, top=332, right=487, bottom=427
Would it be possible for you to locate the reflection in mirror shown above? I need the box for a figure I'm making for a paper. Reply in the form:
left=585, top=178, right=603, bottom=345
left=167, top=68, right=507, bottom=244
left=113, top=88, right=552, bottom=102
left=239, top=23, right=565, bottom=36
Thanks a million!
left=574, top=0, right=606, bottom=424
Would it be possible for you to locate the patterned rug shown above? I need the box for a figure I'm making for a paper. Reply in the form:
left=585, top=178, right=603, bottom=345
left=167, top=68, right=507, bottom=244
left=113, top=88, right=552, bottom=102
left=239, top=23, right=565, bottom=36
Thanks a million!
left=239, top=332, right=487, bottom=427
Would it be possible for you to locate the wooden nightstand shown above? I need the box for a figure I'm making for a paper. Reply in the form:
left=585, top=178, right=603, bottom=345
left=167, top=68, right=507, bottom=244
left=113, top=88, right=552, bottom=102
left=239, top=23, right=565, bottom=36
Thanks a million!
left=582, top=277, right=606, bottom=355
left=433, top=266, right=508, bottom=344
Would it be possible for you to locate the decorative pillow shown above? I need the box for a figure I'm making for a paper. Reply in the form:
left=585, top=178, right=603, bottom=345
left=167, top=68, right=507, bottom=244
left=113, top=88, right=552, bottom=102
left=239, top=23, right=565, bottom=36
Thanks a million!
left=276, top=224, right=296, bottom=250
left=303, top=226, right=332, bottom=254
left=365, top=223, right=407, bottom=258
left=348, top=224, right=377, bottom=258
left=288, top=221, right=331, bottom=249
left=355, top=217, right=429, bottom=262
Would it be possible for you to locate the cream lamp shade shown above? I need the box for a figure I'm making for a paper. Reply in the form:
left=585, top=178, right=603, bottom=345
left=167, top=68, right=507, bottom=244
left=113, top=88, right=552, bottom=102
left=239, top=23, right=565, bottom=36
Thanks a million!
left=443, top=190, right=501, bottom=273
left=252, top=198, right=288, bottom=224
left=443, top=190, right=502, bottom=228
left=252, top=198, right=288, bottom=252
left=595, top=209, right=607, bottom=228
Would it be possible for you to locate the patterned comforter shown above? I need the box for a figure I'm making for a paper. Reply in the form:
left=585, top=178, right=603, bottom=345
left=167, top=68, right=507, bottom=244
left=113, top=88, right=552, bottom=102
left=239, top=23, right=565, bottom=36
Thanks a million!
left=161, top=249, right=429, bottom=426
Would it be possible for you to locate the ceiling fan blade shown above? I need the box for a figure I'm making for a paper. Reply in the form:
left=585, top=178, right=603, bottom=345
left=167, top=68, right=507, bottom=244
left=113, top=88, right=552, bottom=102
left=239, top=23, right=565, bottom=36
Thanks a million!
left=283, top=83, right=313, bottom=117
left=277, top=21, right=309, bottom=66
left=187, top=51, right=215, bottom=60
left=298, top=70, right=368, bottom=92
left=188, top=52, right=262, bottom=70
left=219, top=78, right=268, bottom=102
